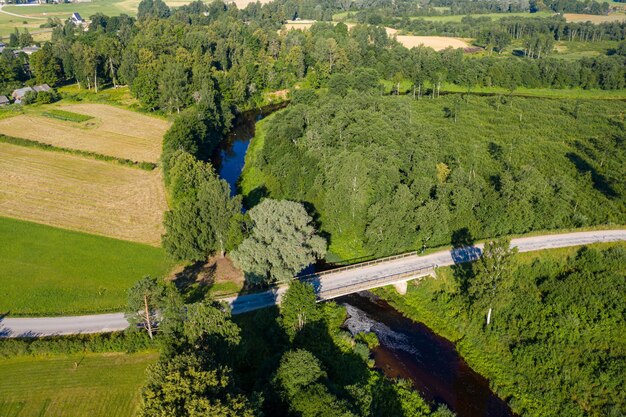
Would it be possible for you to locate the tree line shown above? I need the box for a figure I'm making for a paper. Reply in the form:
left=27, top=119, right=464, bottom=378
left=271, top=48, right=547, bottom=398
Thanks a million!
left=126, top=277, right=457, bottom=416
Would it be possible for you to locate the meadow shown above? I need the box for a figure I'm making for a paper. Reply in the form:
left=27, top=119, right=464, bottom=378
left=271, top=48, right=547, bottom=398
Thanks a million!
left=0, top=216, right=173, bottom=316
left=0, top=352, right=157, bottom=417
left=0, top=103, right=169, bottom=164
left=0, top=142, right=167, bottom=245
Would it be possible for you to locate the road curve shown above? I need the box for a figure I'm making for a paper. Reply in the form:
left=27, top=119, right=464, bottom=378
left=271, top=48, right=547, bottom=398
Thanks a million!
left=1, top=230, right=624, bottom=338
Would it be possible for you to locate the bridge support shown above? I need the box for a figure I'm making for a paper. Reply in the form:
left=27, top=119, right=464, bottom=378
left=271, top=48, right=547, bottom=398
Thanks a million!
left=393, top=281, right=408, bottom=295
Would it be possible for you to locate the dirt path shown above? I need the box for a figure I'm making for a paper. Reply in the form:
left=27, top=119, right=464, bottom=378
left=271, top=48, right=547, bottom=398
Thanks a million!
left=0, top=4, right=48, bottom=20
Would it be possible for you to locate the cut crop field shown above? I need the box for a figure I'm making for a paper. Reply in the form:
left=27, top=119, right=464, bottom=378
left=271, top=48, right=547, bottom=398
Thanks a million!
left=0, top=142, right=167, bottom=245
left=0, top=352, right=156, bottom=417
left=564, top=12, right=626, bottom=23
left=0, top=216, right=173, bottom=315
left=0, top=104, right=170, bottom=164
left=394, top=35, right=469, bottom=50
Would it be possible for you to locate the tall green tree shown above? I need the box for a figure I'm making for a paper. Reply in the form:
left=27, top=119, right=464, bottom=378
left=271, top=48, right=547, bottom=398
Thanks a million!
left=30, top=43, right=62, bottom=86
left=470, top=238, right=518, bottom=325
left=126, top=276, right=164, bottom=339
left=162, top=155, right=241, bottom=261
left=231, top=199, right=327, bottom=285
left=280, top=281, right=321, bottom=339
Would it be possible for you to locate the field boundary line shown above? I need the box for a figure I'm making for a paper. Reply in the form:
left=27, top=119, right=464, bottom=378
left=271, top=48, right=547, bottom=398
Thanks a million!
left=0, top=134, right=157, bottom=171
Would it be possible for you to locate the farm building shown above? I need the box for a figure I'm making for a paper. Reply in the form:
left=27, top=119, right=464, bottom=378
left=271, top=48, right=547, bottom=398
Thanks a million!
left=33, top=84, right=52, bottom=93
left=71, top=12, right=84, bottom=25
left=11, top=87, right=34, bottom=104
left=0, top=96, right=9, bottom=106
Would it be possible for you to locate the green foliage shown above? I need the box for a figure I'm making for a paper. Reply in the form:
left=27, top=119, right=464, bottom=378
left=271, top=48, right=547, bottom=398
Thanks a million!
left=0, top=216, right=172, bottom=316
left=137, top=0, right=170, bottom=20
left=0, top=134, right=157, bottom=170
left=242, top=94, right=626, bottom=259
left=162, top=152, right=242, bottom=261
left=380, top=244, right=626, bottom=417
left=29, top=43, right=62, bottom=87
left=469, top=238, right=518, bottom=303
left=231, top=199, right=327, bottom=284
left=280, top=281, right=322, bottom=339
left=126, top=276, right=164, bottom=339
left=0, top=332, right=154, bottom=359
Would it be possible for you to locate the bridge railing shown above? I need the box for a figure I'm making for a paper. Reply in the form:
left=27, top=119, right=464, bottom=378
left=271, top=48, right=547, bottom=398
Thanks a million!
left=298, top=250, right=420, bottom=280
left=313, top=264, right=436, bottom=299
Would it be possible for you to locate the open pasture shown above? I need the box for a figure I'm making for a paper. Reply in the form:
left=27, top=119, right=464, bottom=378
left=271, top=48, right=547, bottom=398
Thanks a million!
left=0, top=142, right=167, bottom=245
left=0, top=352, right=156, bottom=417
left=0, top=104, right=169, bottom=164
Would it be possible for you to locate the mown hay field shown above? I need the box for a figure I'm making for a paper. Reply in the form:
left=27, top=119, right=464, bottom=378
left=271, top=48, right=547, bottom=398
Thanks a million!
left=394, top=35, right=469, bottom=50
left=0, top=104, right=169, bottom=163
left=564, top=13, right=626, bottom=23
left=0, top=142, right=167, bottom=245
left=0, top=216, right=172, bottom=315
left=0, top=352, right=156, bottom=417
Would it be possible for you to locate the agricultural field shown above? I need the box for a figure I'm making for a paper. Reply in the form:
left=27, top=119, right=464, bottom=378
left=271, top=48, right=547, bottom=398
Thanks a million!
left=394, top=35, right=469, bottom=50
left=284, top=21, right=469, bottom=50
left=0, top=104, right=169, bottom=164
left=0, top=352, right=156, bottom=417
left=0, top=0, right=271, bottom=35
left=0, top=216, right=172, bottom=315
left=0, top=142, right=167, bottom=245
left=563, top=12, right=626, bottom=23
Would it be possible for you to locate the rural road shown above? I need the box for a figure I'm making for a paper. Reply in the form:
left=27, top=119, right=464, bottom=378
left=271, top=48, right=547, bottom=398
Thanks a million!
left=1, top=230, right=624, bottom=337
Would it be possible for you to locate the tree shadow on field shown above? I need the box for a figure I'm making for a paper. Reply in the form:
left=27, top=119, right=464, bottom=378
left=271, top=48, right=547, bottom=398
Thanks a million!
left=566, top=152, right=617, bottom=198
left=172, top=261, right=216, bottom=304
left=450, top=228, right=480, bottom=298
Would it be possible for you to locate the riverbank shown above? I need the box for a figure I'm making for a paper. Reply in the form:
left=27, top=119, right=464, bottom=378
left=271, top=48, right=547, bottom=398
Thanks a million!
left=373, top=242, right=626, bottom=417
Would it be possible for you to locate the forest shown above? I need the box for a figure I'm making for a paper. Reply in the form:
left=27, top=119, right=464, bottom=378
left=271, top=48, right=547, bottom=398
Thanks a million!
left=241, top=92, right=626, bottom=259
left=378, top=244, right=626, bottom=417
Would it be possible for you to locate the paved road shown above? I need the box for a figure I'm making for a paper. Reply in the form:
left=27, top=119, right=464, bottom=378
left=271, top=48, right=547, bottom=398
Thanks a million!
left=2, top=230, right=624, bottom=337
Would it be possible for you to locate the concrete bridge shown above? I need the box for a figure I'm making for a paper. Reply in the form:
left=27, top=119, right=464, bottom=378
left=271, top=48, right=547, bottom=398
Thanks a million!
left=2, top=230, right=625, bottom=337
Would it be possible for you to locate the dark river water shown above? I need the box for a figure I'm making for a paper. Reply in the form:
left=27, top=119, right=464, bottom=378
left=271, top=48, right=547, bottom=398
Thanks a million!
left=213, top=105, right=516, bottom=417
left=339, top=293, right=516, bottom=417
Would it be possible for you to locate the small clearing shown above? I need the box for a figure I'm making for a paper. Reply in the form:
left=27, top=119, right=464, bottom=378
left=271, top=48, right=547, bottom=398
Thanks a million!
left=0, top=142, right=167, bottom=245
left=0, top=104, right=169, bottom=163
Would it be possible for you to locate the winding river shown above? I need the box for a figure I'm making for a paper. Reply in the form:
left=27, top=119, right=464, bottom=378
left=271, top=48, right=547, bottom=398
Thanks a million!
left=213, top=105, right=516, bottom=417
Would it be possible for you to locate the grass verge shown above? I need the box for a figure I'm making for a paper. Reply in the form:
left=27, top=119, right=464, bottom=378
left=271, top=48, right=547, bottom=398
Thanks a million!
left=0, top=217, right=174, bottom=316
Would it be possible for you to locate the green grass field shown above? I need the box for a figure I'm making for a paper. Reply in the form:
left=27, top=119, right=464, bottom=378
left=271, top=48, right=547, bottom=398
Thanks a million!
left=0, top=352, right=156, bottom=417
left=0, top=217, right=174, bottom=316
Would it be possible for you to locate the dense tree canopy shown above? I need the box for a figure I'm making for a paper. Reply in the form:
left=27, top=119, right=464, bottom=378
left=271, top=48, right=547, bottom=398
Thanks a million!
left=243, top=93, right=626, bottom=258
left=231, top=199, right=326, bottom=284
